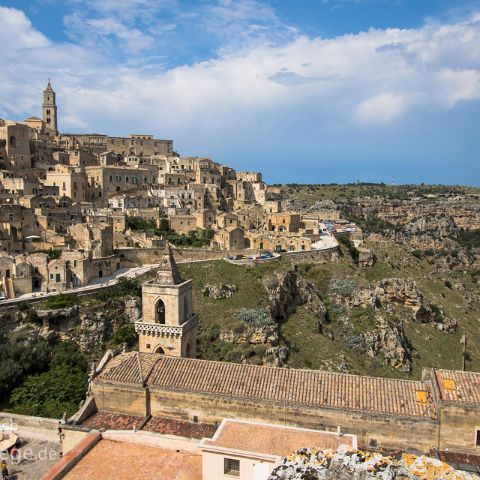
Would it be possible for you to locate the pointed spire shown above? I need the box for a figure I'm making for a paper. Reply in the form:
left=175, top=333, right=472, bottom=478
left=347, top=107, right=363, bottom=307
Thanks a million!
left=45, top=79, right=54, bottom=92
left=155, top=244, right=183, bottom=285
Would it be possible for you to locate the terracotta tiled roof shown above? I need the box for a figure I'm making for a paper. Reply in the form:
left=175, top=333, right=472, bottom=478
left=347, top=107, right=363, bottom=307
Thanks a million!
left=143, top=417, right=217, bottom=439
left=96, top=353, right=438, bottom=419
left=96, top=352, right=157, bottom=385
left=202, top=420, right=355, bottom=457
left=81, top=412, right=144, bottom=430
left=434, top=370, right=480, bottom=405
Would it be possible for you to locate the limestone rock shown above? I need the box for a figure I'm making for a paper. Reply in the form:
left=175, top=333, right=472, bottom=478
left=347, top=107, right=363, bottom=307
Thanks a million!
left=375, top=278, right=423, bottom=308
left=203, top=283, right=237, bottom=299
left=357, top=248, right=376, bottom=268
left=415, top=304, right=457, bottom=333
left=268, top=270, right=326, bottom=327
left=220, top=324, right=279, bottom=346
left=268, top=446, right=479, bottom=480
left=124, top=298, right=141, bottom=323
left=363, top=316, right=412, bottom=372
left=36, top=305, right=80, bottom=321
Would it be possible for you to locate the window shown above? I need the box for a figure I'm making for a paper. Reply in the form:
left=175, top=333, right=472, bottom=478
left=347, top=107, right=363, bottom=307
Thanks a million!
left=476, top=429, right=480, bottom=448
left=55, top=273, right=61, bottom=282
left=224, top=458, right=240, bottom=477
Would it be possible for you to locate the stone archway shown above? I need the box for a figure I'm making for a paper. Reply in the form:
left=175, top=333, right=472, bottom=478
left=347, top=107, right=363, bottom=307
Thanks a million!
left=154, top=345, right=165, bottom=354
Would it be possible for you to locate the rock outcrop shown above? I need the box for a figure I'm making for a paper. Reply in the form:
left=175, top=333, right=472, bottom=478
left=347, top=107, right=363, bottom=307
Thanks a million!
left=268, top=445, right=479, bottom=480
left=357, top=248, right=376, bottom=268
left=202, top=283, right=237, bottom=299
left=363, top=316, right=412, bottom=372
left=267, top=270, right=326, bottom=330
left=374, top=278, right=423, bottom=309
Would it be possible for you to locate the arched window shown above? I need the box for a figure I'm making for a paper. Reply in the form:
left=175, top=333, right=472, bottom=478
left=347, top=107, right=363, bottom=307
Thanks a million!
left=156, top=299, right=166, bottom=324
left=154, top=346, right=165, bottom=354
left=185, top=342, right=191, bottom=358
left=184, top=297, right=188, bottom=320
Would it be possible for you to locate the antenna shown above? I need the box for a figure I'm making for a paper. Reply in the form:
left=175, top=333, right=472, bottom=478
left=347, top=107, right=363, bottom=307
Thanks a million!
left=391, top=175, right=395, bottom=186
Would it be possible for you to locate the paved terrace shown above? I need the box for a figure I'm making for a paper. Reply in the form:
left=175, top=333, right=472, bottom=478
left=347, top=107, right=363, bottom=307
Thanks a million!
left=95, top=352, right=438, bottom=420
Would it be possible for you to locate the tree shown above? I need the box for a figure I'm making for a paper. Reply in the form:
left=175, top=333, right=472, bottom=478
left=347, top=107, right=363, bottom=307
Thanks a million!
left=9, top=365, right=88, bottom=418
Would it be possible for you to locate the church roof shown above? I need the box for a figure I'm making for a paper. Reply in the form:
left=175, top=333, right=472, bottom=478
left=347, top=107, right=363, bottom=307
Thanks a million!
left=434, top=369, right=480, bottom=405
left=153, top=245, right=184, bottom=285
left=95, top=353, right=439, bottom=420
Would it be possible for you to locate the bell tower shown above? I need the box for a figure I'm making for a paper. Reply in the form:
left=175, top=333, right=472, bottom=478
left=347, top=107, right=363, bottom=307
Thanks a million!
left=135, top=245, right=198, bottom=357
left=42, top=80, right=58, bottom=135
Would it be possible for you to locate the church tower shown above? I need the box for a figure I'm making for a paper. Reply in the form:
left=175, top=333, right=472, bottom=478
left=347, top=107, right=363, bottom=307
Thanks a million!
left=135, top=246, right=198, bottom=357
left=42, top=80, right=58, bottom=135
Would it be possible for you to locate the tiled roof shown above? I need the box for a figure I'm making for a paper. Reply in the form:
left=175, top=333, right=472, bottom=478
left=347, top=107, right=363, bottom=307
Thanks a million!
left=96, top=353, right=438, bottom=420
left=81, top=412, right=144, bottom=430
left=96, top=352, right=157, bottom=385
left=202, top=420, right=355, bottom=457
left=434, top=370, right=480, bottom=405
left=143, top=417, right=217, bottom=439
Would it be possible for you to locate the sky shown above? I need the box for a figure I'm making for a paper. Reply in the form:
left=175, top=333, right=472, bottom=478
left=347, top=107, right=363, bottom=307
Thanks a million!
left=0, top=0, right=479, bottom=185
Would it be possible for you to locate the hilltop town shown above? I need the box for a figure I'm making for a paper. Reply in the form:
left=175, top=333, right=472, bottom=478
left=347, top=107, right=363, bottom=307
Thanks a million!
left=0, top=82, right=348, bottom=299
left=0, top=83, right=479, bottom=480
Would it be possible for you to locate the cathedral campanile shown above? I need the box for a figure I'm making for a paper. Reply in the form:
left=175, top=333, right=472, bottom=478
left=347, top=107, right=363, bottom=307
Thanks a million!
left=42, top=80, right=58, bottom=135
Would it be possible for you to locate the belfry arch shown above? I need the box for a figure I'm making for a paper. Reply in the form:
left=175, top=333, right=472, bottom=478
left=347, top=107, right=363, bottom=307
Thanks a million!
left=155, top=299, right=166, bottom=324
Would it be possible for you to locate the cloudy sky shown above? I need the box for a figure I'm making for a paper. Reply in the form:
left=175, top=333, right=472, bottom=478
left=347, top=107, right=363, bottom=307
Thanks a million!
left=0, top=0, right=479, bottom=185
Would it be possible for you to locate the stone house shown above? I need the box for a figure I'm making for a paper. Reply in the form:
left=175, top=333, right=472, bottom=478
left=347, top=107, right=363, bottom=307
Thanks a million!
left=212, top=227, right=245, bottom=251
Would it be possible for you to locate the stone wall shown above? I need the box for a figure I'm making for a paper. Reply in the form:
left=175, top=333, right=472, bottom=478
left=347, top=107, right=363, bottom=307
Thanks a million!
left=91, top=382, right=438, bottom=453
left=91, top=383, right=148, bottom=416
left=438, top=403, right=480, bottom=454
left=117, top=245, right=339, bottom=267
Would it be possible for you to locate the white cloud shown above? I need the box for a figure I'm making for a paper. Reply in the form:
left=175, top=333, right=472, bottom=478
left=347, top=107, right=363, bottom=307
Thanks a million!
left=355, top=93, right=406, bottom=124
left=1, top=4, right=480, bottom=139
left=0, top=6, right=49, bottom=49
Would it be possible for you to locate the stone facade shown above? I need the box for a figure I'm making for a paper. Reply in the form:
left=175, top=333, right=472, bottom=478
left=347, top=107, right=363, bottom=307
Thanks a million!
left=135, top=246, right=198, bottom=357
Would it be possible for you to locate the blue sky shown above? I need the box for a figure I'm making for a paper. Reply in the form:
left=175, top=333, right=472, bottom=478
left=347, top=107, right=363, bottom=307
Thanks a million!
left=1, top=0, right=479, bottom=185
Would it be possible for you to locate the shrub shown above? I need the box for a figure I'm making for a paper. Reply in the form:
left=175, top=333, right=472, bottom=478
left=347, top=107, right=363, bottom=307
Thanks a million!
left=336, top=234, right=359, bottom=263
left=112, top=325, right=137, bottom=347
left=328, top=278, right=356, bottom=296
left=237, top=308, right=275, bottom=327
left=17, top=301, right=29, bottom=311
left=444, top=280, right=453, bottom=289
left=43, top=293, right=79, bottom=309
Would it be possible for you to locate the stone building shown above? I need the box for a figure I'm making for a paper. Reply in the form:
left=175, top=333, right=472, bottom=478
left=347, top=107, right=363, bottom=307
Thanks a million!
left=44, top=164, right=86, bottom=202
left=134, top=246, right=198, bottom=357
left=0, top=120, right=32, bottom=170
left=57, top=133, right=173, bottom=157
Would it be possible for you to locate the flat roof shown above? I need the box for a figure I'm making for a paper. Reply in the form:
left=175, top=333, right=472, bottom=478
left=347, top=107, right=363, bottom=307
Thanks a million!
left=63, top=439, right=201, bottom=480
left=201, top=419, right=355, bottom=458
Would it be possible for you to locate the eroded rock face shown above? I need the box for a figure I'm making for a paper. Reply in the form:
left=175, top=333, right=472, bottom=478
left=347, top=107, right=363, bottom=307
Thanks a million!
left=220, top=324, right=279, bottom=346
left=363, top=316, right=412, bottom=373
left=415, top=304, right=457, bottom=333
left=357, top=248, right=376, bottom=268
left=375, top=278, right=423, bottom=308
left=267, top=270, right=326, bottom=329
left=124, top=298, right=141, bottom=323
left=202, top=284, right=237, bottom=299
